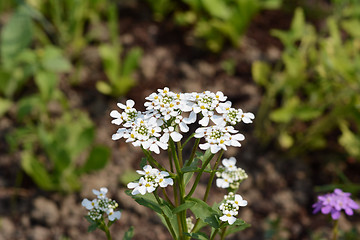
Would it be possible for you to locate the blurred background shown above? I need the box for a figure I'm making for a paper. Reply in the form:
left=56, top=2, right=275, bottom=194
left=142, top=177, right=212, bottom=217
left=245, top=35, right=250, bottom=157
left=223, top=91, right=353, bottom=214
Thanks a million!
left=0, top=0, right=360, bottom=239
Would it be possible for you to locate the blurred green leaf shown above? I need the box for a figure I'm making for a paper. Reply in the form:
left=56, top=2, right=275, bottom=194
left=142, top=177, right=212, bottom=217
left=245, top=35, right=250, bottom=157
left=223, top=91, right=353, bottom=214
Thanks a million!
left=224, top=219, right=250, bottom=237
left=35, top=71, right=58, bottom=101
left=0, top=98, right=12, bottom=117
left=21, top=150, right=54, bottom=190
left=122, top=47, right=143, bottom=77
left=81, top=145, right=110, bottom=173
left=0, top=6, right=33, bottom=65
left=252, top=61, right=270, bottom=86
left=123, top=226, right=134, bottom=240
left=41, top=46, right=71, bottom=72
left=201, top=0, right=230, bottom=20
left=119, top=170, right=140, bottom=186
left=339, top=122, right=360, bottom=159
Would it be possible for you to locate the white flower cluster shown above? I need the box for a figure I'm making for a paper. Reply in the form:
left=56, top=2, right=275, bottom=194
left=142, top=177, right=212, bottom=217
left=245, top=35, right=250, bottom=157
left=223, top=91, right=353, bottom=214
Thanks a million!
left=216, top=157, right=248, bottom=189
left=127, top=165, right=174, bottom=195
left=219, top=192, right=247, bottom=225
left=82, top=187, right=121, bottom=221
left=111, top=87, right=254, bottom=154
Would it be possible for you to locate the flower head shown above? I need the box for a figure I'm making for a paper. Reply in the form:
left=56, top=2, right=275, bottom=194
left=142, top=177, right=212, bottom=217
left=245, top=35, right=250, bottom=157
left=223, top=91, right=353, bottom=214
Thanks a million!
left=128, top=166, right=173, bottom=195
left=219, top=192, right=247, bottom=225
left=82, top=187, right=121, bottom=222
left=312, top=188, right=359, bottom=220
left=216, top=157, right=248, bottom=190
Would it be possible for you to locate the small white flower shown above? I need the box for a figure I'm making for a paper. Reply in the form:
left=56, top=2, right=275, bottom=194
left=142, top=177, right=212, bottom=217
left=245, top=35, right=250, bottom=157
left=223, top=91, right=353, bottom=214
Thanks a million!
left=222, top=157, right=237, bottom=172
left=234, top=194, right=248, bottom=207
left=216, top=175, right=231, bottom=188
left=157, top=172, right=174, bottom=188
left=107, top=208, right=121, bottom=221
left=93, top=187, right=108, bottom=199
left=136, top=165, right=159, bottom=176
left=127, top=177, right=156, bottom=195
left=160, top=126, right=183, bottom=142
left=219, top=212, right=237, bottom=225
left=82, top=198, right=98, bottom=210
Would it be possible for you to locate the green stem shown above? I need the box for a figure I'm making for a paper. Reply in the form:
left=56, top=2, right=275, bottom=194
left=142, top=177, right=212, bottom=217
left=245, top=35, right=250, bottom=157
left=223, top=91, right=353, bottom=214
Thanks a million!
left=181, top=133, right=195, bottom=150
left=153, top=192, right=177, bottom=239
left=332, top=219, right=339, bottom=240
left=203, top=150, right=224, bottom=202
left=141, top=147, right=167, bottom=172
left=185, top=138, right=200, bottom=167
left=185, top=152, right=215, bottom=199
left=220, top=226, right=227, bottom=240
left=162, top=188, right=174, bottom=207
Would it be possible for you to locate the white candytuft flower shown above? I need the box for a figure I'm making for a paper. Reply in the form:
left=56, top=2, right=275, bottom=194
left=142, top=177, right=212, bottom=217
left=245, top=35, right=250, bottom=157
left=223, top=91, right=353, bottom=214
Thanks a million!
left=82, top=187, right=121, bottom=222
left=216, top=157, right=248, bottom=189
left=110, top=88, right=254, bottom=155
left=128, top=165, right=173, bottom=195
left=194, top=126, right=245, bottom=154
left=219, top=192, right=247, bottom=225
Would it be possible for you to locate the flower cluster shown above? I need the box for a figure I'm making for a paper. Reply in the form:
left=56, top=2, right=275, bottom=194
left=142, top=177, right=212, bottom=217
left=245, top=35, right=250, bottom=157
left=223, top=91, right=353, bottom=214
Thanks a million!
left=110, top=87, right=254, bottom=154
left=127, top=165, right=173, bottom=195
left=312, top=188, right=359, bottom=220
left=219, top=192, right=248, bottom=225
left=216, top=157, right=248, bottom=189
left=82, top=187, right=121, bottom=221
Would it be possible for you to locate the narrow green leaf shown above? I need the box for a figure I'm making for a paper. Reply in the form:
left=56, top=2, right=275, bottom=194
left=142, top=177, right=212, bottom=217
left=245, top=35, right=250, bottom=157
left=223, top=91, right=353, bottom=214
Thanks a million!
left=125, top=190, right=163, bottom=214
left=41, top=46, right=71, bottom=72
left=35, top=71, right=58, bottom=101
left=121, top=47, right=142, bottom=77
left=182, top=158, right=200, bottom=172
left=184, top=232, right=209, bottom=240
left=172, top=201, right=196, bottom=214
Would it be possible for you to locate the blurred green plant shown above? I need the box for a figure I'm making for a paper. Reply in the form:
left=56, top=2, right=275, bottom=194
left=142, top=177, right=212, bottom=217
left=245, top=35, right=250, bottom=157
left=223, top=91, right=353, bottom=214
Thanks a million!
left=1, top=3, right=111, bottom=192
left=252, top=6, right=360, bottom=160
left=96, top=4, right=143, bottom=97
left=8, top=112, right=110, bottom=192
left=146, top=0, right=282, bottom=52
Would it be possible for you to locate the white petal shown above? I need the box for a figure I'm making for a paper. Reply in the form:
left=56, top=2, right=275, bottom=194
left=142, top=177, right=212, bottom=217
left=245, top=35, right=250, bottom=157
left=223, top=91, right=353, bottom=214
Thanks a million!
left=199, top=117, right=210, bottom=126
left=170, top=132, right=183, bottom=142
left=150, top=144, right=160, bottom=154
left=126, top=99, right=135, bottom=108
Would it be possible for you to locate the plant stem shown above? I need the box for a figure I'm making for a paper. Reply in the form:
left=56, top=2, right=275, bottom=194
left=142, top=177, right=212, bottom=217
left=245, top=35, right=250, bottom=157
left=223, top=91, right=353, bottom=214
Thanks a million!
left=185, top=152, right=215, bottom=199
left=220, top=226, right=227, bottom=240
left=203, top=150, right=224, bottom=202
left=141, top=147, right=167, bottom=172
left=153, top=192, right=177, bottom=239
left=181, top=133, right=195, bottom=150
left=185, top=138, right=200, bottom=167
left=332, top=219, right=339, bottom=240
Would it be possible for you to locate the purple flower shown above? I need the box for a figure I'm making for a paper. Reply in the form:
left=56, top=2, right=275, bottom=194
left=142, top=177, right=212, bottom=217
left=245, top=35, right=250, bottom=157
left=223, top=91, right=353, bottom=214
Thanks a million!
left=312, top=188, right=359, bottom=220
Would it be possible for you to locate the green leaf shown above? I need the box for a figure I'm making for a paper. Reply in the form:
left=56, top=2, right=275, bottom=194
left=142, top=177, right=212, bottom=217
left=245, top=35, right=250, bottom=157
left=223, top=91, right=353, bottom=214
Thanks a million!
left=270, top=97, right=299, bottom=123
left=96, top=81, right=112, bottom=95
left=21, top=150, right=54, bottom=190
left=201, top=0, right=230, bottom=20
left=123, top=226, right=134, bottom=240
left=291, top=8, right=305, bottom=40
left=0, top=6, right=33, bottom=65
left=182, top=158, right=200, bottom=172
left=81, top=145, right=110, bottom=173
left=188, top=198, right=220, bottom=229
left=125, top=190, right=162, bottom=214
left=75, top=126, right=95, bottom=156
left=339, top=122, right=360, bottom=159
left=119, top=170, right=140, bottom=186
left=121, top=47, right=143, bottom=77
left=0, top=98, right=12, bottom=117
left=35, top=71, right=58, bottom=101
left=172, top=201, right=196, bottom=214
left=16, top=95, right=41, bottom=120
left=41, top=46, right=71, bottom=72
left=184, top=172, right=194, bottom=187
left=252, top=61, right=270, bottom=86
left=185, top=232, right=209, bottom=240
left=224, top=219, right=251, bottom=236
